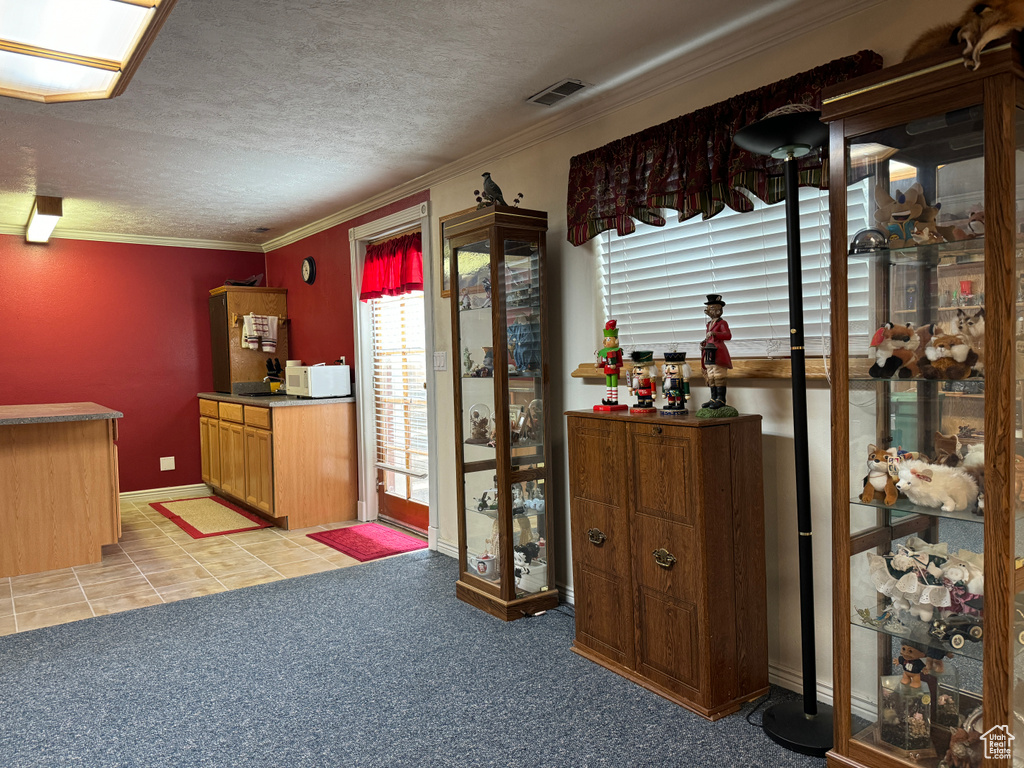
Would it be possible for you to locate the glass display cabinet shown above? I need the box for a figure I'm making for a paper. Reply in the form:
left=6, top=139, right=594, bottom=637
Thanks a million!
left=822, top=43, right=1024, bottom=768
left=444, top=204, right=558, bottom=621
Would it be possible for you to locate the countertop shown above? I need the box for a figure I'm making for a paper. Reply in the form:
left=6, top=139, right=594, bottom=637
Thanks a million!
left=198, top=392, right=355, bottom=407
left=0, top=402, right=124, bottom=426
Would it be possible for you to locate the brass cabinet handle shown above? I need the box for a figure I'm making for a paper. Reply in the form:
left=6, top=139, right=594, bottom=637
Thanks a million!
left=587, top=528, right=607, bottom=545
left=652, top=548, right=677, bottom=569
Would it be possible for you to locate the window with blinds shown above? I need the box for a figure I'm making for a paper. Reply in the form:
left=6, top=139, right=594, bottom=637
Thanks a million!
left=600, top=182, right=872, bottom=359
left=371, top=291, right=428, bottom=485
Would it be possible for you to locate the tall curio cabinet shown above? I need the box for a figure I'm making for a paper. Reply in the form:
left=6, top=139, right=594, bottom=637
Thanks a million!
left=445, top=204, right=559, bottom=621
left=823, top=42, right=1024, bottom=768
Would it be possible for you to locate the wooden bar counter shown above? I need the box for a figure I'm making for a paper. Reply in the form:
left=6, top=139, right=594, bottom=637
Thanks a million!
left=0, top=403, right=122, bottom=578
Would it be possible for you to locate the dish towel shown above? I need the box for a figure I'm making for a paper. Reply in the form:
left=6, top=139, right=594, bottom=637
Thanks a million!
left=242, top=313, right=260, bottom=349
left=260, top=315, right=278, bottom=353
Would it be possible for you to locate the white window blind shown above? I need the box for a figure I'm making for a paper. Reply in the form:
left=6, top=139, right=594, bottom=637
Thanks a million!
left=371, top=291, right=428, bottom=478
left=600, top=183, right=871, bottom=359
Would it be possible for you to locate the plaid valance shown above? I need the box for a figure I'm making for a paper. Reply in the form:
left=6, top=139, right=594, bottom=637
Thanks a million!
left=566, top=50, right=882, bottom=246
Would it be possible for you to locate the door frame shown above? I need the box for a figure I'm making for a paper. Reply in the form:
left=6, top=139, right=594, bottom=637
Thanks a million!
left=349, top=201, right=439, bottom=550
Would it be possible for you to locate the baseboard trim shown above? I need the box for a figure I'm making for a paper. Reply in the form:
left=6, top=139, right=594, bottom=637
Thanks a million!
left=120, top=483, right=211, bottom=504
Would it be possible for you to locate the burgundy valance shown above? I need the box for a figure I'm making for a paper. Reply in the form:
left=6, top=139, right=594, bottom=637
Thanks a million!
left=566, top=50, right=882, bottom=246
left=359, top=231, right=423, bottom=301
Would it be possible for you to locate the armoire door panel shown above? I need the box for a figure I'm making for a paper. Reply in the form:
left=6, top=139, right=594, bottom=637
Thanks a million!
left=631, top=515, right=699, bottom=600
left=575, top=565, right=633, bottom=665
left=636, top=586, right=700, bottom=693
left=567, top=420, right=625, bottom=508
left=627, top=429, right=696, bottom=525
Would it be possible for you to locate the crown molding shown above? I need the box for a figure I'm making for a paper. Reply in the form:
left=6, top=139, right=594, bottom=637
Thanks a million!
left=0, top=222, right=264, bottom=252
left=263, top=0, right=885, bottom=251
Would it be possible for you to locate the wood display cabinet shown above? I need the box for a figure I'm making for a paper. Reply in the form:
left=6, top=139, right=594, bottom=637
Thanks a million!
left=444, top=204, right=558, bottom=620
left=565, top=410, right=768, bottom=720
left=822, top=42, right=1024, bottom=768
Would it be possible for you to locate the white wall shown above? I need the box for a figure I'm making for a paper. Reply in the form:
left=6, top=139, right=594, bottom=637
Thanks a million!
left=426, top=0, right=965, bottom=696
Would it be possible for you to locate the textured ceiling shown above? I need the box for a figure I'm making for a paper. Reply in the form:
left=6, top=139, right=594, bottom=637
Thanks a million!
left=0, top=0, right=881, bottom=248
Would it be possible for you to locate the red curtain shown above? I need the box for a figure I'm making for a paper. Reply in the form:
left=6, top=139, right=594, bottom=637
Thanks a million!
left=565, top=50, right=883, bottom=247
left=359, top=232, right=423, bottom=301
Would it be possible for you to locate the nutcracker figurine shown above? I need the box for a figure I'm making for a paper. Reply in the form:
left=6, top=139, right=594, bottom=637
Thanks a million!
left=629, top=350, right=657, bottom=414
left=595, top=319, right=627, bottom=411
left=662, top=351, right=691, bottom=414
left=699, top=294, right=732, bottom=410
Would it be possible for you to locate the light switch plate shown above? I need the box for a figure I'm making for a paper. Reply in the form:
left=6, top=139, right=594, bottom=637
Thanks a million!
left=160, top=456, right=175, bottom=471
left=433, top=351, right=447, bottom=371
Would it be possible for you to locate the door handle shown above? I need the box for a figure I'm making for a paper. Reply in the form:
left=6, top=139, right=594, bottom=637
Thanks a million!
left=652, top=548, right=677, bottom=569
left=587, top=528, right=607, bottom=545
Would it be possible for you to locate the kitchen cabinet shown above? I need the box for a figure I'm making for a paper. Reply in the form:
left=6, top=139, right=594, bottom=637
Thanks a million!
left=566, top=409, right=768, bottom=720
left=0, top=403, right=122, bottom=578
left=208, top=286, right=289, bottom=394
left=198, top=395, right=357, bottom=529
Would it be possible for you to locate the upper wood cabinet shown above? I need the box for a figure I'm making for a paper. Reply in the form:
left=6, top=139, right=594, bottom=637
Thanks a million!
left=208, top=286, right=288, bottom=394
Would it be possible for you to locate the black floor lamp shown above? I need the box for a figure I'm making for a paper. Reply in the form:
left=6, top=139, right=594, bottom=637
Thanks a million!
left=734, top=105, right=833, bottom=757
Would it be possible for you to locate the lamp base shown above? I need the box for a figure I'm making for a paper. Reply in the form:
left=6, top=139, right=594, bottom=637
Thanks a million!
left=762, top=700, right=834, bottom=757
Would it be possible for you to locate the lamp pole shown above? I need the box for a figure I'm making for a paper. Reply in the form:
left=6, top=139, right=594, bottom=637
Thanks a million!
left=734, top=107, right=833, bottom=757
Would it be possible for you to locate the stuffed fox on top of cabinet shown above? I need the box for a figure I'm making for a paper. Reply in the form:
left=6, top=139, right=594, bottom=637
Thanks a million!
left=566, top=409, right=768, bottom=721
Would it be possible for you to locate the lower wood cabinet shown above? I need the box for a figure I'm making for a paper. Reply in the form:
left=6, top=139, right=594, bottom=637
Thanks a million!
left=199, top=397, right=357, bottom=529
left=566, top=409, right=768, bottom=721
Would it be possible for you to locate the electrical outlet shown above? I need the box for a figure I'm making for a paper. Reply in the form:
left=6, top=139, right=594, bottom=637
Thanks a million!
left=160, top=456, right=175, bottom=471
left=338, top=356, right=346, bottom=366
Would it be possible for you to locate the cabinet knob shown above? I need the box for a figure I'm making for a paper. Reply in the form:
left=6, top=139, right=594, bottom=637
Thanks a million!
left=653, top=426, right=663, bottom=435
left=652, top=548, right=677, bottom=569
left=587, top=528, right=607, bottom=546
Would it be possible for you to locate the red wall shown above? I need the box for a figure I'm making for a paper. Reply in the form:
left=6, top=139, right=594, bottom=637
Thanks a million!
left=0, top=234, right=265, bottom=492
left=266, top=192, right=429, bottom=368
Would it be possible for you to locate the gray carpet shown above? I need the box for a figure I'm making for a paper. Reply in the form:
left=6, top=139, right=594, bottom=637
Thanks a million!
left=0, top=551, right=824, bottom=767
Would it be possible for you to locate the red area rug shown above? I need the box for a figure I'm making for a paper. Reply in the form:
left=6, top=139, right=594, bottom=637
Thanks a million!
left=150, top=496, right=273, bottom=539
left=308, top=523, right=427, bottom=562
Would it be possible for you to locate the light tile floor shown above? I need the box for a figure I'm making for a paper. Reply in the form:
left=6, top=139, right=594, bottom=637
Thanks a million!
left=0, top=494, right=414, bottom=636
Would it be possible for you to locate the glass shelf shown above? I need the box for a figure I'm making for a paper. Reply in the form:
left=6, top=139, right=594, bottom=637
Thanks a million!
left=850, top=238, right=985, bottom=266
left=850, top=497, right=984, bottom=525
left=851, top=608, right=983, bottom=663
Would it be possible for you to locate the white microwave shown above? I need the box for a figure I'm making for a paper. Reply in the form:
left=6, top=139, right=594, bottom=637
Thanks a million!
left=286, top=364, right=351, bottom=398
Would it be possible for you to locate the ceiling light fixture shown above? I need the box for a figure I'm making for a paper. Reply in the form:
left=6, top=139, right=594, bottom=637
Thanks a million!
left=26, top=196, right=63, bottom=243
left=0, top=0, right=177, bottom=103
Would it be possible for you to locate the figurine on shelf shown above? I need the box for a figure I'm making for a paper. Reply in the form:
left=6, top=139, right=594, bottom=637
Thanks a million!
left=522, top=398, right=543, bottom=443
left=874, top=183, right=926, bottom=248
left=860, top=444, right=900, bottom=506
left=628, top=351, right=657, bottom=414
left=699, top=294, right=735, bottom=412
left=595, top=320, right=627, bottom=411
left=894, top=642, right=928, bottom=688
left=463, top=347, right=475, bottom=375
left=467, top=404, right=491, bottom=445
left=460, top=288, right=473, bottom=310
left=661, top=351, right=691, bottom=414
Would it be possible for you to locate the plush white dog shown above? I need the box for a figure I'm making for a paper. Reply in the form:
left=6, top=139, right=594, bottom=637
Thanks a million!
left=896, top=460, right=979, bottom=513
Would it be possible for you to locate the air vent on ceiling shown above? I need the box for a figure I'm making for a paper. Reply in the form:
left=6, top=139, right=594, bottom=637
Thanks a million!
left=527, top=79, right=586, bottom=106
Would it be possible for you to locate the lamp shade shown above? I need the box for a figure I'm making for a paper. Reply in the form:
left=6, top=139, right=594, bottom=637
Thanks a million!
left=734, top=107, right=828, bottom=159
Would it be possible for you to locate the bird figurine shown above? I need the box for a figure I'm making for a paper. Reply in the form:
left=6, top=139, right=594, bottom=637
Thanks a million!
left=481, top=172, right=507, bottom=206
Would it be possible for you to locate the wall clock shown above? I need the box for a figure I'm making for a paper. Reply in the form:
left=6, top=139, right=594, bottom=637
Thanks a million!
left=301, top=257, right=317, bottom=284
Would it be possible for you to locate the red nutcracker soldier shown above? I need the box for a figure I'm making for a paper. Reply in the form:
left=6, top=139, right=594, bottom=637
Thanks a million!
left=595, top=320, right=628, bottom=411
left=629, top=351, right=657, bottom=414
left=699, top=294, right=732, bottom=410
left=662, top=351, right=691, bottom=414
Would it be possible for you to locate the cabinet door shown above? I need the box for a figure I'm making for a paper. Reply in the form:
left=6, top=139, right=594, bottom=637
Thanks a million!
left=208, top=418, right=221, bottom=489
left=199, top=417, right=212, bottom=484
left=218, top=421, right=245, bottom=498
left=244, top=426, right=273, bottom=515
left=567, top=416, right=634, bottom=666
left=627, top=423, right=703, bottom=697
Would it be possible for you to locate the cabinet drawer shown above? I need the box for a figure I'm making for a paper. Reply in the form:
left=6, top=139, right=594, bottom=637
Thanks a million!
left=219, top=402, right=244, bottom=424
left=632, top=515, right=699, bottom=600
left=244, top=406, right=271, bottom=429
left=570, top=499, right=629, bottom=578
left=199, top=399, right=219, bottom=418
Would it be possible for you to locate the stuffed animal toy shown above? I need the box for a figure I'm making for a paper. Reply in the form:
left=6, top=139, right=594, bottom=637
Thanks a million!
left=968, top=208, right=985, bottom=235
left=917, top=333, right=979, bottom=379
left=901, top=323, right=937, bottom=378
left=956, top=307, right=985, bottom=373
left=861, top=444, right=900, bottom=505
left=933, top=431, right=962, bottom=467
left=896, top=459, right=979, bottom=513
left=869, top=322, right=919, bottom=378
left=874, top=184, right=926, bottom=248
